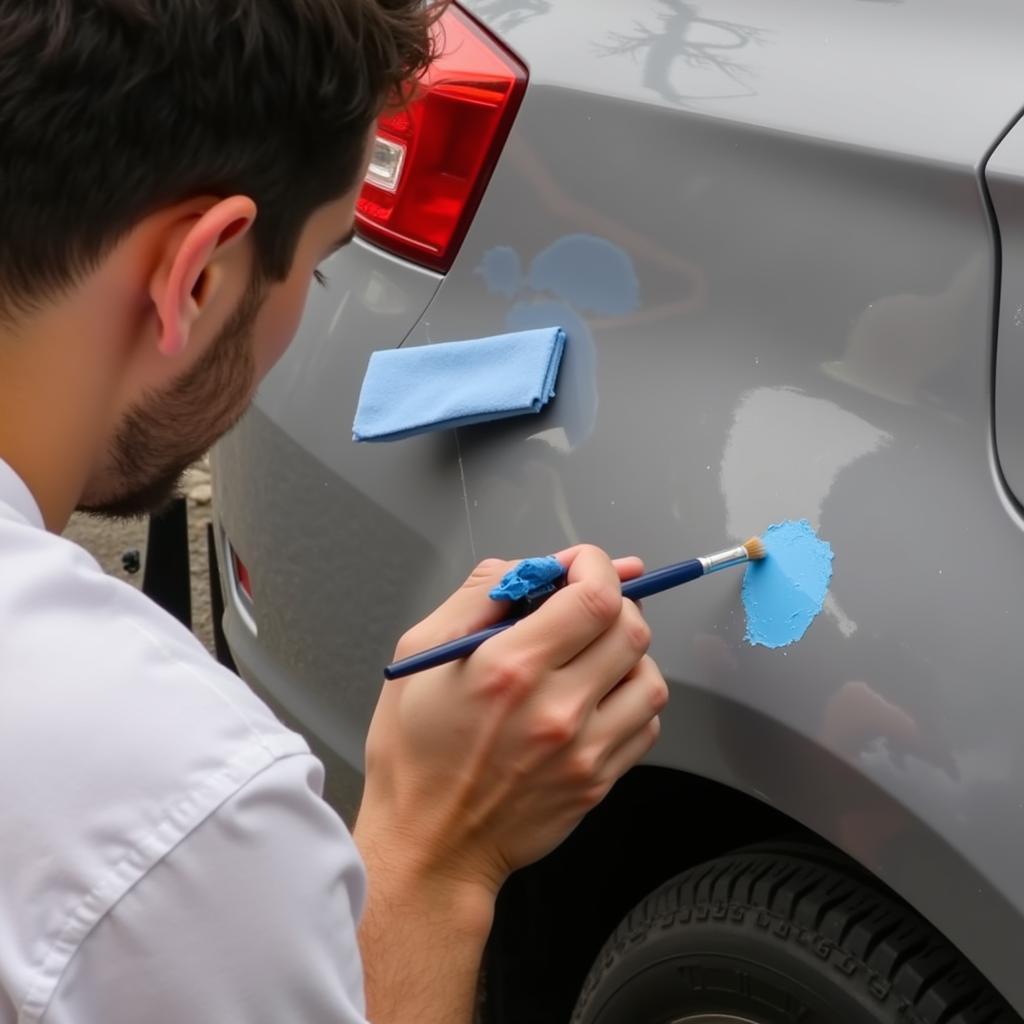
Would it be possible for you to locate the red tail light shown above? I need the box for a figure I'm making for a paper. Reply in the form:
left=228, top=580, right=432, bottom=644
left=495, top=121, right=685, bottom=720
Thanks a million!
left=355, top=5, right=527, bottom=272
left=232, top=549, right=253, bottom=602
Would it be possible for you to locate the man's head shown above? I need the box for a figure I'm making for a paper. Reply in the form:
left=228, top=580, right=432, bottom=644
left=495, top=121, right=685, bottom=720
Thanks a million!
left=0, top=0, right=437, bottom=524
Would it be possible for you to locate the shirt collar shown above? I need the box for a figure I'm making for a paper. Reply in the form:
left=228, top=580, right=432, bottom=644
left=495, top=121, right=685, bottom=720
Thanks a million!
left=0, top=459, right=45, bottom=529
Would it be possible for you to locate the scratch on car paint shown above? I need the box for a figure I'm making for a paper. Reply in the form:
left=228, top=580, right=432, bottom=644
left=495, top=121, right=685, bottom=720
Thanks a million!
left=454, top=430, right=477, bottom=563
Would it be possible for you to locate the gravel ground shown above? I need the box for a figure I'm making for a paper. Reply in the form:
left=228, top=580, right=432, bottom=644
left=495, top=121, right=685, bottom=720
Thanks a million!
left=62, top=459, right=217, bottom=655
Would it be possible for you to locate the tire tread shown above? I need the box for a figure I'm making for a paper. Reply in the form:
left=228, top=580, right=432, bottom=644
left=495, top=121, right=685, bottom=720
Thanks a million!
left=570, top=847, right=1018, bottom=1024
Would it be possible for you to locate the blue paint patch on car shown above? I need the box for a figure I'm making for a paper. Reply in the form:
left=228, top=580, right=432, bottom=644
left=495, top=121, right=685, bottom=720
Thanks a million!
left=742, top=519, right=833, bottom=648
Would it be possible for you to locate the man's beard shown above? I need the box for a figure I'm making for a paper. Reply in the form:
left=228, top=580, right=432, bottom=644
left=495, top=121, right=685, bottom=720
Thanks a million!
left=78, top=279, right=263, bottom=520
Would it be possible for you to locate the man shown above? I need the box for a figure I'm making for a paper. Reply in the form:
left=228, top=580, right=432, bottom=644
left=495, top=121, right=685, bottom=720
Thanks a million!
left=0, top=2, right=667, bottom=1022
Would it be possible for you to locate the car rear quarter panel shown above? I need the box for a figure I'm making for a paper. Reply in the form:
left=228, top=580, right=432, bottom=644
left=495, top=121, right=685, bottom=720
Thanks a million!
left=214, top=0, right=1024, bottom=1006
left=445, top=0, right=1024, bottom=1005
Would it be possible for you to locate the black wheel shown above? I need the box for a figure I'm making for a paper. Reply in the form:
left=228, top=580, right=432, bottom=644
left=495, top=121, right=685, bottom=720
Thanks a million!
left=571, top=847, right=1018, bottom=1024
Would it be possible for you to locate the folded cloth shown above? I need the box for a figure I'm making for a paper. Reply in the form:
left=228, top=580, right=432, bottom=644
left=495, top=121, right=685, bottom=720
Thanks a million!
left=352, top=327, right=566, bottom=442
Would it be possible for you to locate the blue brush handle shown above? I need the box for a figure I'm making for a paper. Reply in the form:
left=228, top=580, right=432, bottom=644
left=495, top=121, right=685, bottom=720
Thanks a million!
left=384, top=618, right=518, bottom=680
left=621, top=558, right=703, bottom=600
left=383, top=557, right=706, bottom=681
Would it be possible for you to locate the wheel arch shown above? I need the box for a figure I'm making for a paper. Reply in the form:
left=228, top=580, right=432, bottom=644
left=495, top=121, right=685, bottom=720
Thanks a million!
left=482, top=686, right=1023, bottom=1022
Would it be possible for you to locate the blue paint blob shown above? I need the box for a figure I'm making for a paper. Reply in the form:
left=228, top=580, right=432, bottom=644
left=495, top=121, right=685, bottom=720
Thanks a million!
left=476, top=245, right=524, bottom=298
left=526, top=234, right=639, bottom=316
left=473, top=233, right=641, bottom=450
left=489, top=556, right=565, bottom=602
left=742, top=520, right=833, bottom=649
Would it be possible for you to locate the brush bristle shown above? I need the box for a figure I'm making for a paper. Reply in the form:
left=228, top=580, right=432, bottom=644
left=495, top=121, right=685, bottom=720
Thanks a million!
left=743, top=536, right=766, bottom=561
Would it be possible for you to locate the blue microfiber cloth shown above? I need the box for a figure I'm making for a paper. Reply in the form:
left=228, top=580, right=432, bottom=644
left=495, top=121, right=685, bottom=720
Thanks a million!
left=489, top=556, right=565, bottom=602
left=352, top=327, right=566, bottom=442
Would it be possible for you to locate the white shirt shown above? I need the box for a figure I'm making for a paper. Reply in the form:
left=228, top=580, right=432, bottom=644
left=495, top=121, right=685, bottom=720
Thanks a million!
left=0, top=460, right=369, bottom=1023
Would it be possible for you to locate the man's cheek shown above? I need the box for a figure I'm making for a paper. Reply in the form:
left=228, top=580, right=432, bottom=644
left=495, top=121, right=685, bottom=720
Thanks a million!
left=253, top=290, right=308, bottom=379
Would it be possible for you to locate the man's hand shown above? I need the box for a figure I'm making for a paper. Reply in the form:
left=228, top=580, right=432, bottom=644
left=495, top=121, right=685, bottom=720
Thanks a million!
left=353, top=545, right=668, bottom=1023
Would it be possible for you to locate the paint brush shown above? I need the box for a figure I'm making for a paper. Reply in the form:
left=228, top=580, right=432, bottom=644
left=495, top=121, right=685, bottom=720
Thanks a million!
left=383, top=537, right=766, bottom=681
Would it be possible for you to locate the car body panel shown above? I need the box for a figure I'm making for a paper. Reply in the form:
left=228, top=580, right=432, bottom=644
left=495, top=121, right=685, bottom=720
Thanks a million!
left=214, top=0, right=1024, bottom=1008
left=989, top=122, right=1024, bottom=512
left=463, top=0, right=1024, bottom=167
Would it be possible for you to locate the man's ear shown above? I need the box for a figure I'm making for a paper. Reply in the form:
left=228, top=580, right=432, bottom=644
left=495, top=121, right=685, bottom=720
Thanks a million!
left=150, top=196, right=257, bottom=357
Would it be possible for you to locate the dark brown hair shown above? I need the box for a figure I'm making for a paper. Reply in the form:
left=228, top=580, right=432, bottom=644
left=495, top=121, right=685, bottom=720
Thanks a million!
left=0, top=0, right=439, bottom=314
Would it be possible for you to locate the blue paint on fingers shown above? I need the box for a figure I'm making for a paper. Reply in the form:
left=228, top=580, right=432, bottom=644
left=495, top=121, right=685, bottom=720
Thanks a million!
left=742, top=519, right=833, bottom=648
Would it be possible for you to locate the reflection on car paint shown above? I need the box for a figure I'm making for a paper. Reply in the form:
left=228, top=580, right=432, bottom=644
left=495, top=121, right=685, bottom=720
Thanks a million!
left=465, top=0, right=551, bottom=36
left=823, top=255, right=984, bottom=409
left=476, top=234, right=641, bottom=452
left=719, top=387, right=886, bottom=643
left=719, top=386, right=888, bottom=537
left=594, top=0, right=766, bottom=106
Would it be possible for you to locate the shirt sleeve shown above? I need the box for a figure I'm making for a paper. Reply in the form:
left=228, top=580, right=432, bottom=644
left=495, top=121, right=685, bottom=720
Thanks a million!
left=41, top=754, right=369, bottom=1024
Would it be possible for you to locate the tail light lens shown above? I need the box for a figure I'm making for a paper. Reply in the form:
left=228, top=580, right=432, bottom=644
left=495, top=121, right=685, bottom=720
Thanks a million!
left=232, top=549, right=253, bottom=603
left=355, top=5, right=527, bottom=272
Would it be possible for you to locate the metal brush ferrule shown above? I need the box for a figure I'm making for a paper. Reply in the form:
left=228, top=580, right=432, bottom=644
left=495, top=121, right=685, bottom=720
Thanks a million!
left=698, top=545, right=750, bottom=575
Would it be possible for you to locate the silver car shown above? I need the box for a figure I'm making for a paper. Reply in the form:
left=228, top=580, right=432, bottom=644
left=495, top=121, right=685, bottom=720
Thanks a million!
left=211, top=1, right=1024, bottom=1020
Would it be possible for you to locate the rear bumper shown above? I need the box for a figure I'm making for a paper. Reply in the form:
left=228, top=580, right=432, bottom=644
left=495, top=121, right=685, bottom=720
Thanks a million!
left=211, top=503, right=367, bottom=823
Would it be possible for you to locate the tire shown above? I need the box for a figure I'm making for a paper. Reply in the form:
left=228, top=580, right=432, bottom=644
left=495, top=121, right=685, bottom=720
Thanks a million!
left=571, top=847, right=1018, bottom=1024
